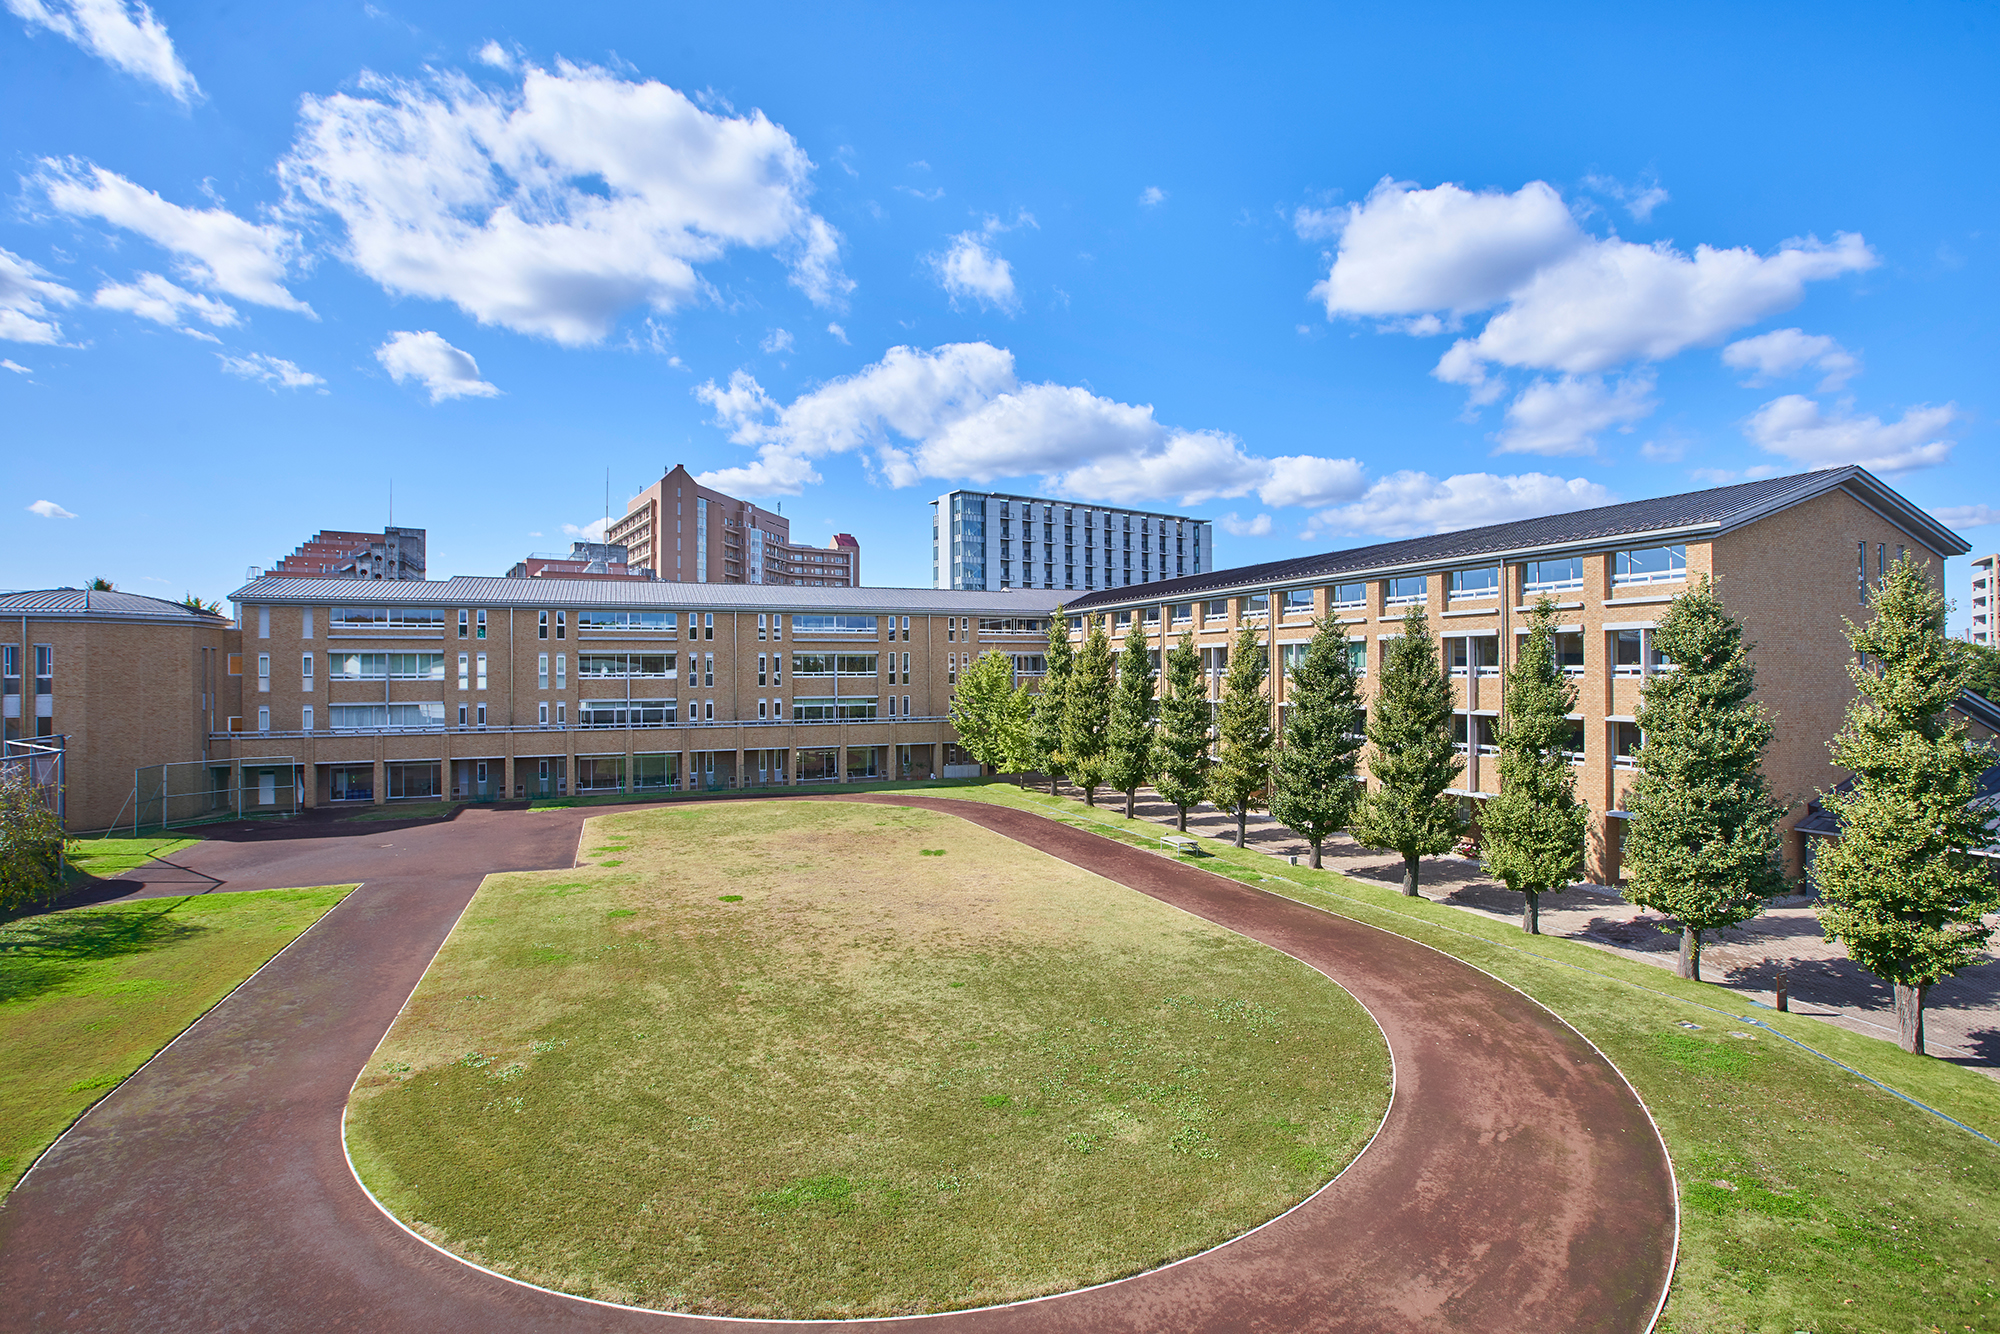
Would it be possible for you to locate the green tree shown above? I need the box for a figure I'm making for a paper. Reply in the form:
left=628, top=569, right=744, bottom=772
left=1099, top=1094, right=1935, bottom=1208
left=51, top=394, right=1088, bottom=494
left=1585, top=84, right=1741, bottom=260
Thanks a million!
left=1480, top=598, right=1588, bottom=933
left=0, top=767, right=66, bottom=913
left=1623, top=575, right=1785, bottom=980
left=180, top=592, right=222, bottom=616
left=1063, top=616, right=1114, bottom=806
left=1351, top=606, right=1464, bottom=896
left=1950, top=639, right=2000, bottom=704
left=1028, top=607, right=1074, bottom=794
left=1814, top=556, right=2000, bottom=1055
left=1207, top=625, right=1273, bottom=847
left=87, top=577, right=113, bottom=592
left=1151, top=631, right=1212, bottom=832
left=1106, top=620, right=1158, bottom=817
left=949, top=650, right=1032, bottom=779
left=1270, top=619, right=1366, bottom=868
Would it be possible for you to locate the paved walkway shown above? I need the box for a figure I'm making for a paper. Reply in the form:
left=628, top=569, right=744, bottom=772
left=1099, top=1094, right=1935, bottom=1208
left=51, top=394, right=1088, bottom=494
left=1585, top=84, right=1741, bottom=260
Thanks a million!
left=1075, top=783, right=2000, bottom=1075
left=0, top=797, right=1674, bottom=1332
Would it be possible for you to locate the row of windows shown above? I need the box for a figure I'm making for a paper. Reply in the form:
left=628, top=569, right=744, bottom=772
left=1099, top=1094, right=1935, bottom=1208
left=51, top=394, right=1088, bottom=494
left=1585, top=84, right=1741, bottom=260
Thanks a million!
left=252, top=691, right=943, bottom=733
left=1450, top=715, right=1645, bottom=764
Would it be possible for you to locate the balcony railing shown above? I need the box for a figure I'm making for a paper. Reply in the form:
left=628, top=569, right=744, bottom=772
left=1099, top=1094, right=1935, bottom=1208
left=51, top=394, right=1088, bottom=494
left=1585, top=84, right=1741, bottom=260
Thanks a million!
left=213, top=715, right=953, bottom=742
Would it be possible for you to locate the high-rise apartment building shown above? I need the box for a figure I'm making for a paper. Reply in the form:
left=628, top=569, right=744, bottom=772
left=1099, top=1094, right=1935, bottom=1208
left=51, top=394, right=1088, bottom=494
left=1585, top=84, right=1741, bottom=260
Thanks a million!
left=932, top=490, right=1212, bottom=592
left=608, top=465, right=861, bottom=588
left=1969, top=554, right=1997, bottom=645
left=267, top=527, right=426, bottom=581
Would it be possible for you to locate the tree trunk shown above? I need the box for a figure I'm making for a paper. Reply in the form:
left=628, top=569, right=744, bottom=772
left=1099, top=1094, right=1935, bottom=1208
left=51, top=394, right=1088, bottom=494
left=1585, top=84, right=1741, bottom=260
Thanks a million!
left=1309, top=841, right=1323, bottom=870
left=1236, top=808, right=1247, bottom=848
left=1401, top=851, right=1420, bottom=897
left=1522, top=891, right=1540, bottom=935
left=1676, top=926, right=1701, bottom=982
left=1895, top=982, right=1928, bottom=1055
left=1049, top=773, right=1058, bottom=796
left=1177, top=806, right=1188, bottom=833
left=1124, top=788, right=1136, bottom=818
left=1084, top=785, right=1095, bottom=807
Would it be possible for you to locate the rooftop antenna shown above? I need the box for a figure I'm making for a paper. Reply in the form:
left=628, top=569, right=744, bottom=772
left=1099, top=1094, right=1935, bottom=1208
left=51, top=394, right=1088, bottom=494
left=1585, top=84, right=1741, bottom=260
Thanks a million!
left=389, top=479, right=394, bottom=529
left=604, top=467, right=610, bottom=538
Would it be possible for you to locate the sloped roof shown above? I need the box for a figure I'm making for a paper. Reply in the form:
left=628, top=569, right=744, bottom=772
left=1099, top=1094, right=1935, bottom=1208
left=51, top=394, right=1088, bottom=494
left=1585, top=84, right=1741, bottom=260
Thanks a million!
left=229, top=574, right=1064, bottom=617
left=0, top=588, right=228, bottom=623
left=1069, top=466, right=1968, bottom=612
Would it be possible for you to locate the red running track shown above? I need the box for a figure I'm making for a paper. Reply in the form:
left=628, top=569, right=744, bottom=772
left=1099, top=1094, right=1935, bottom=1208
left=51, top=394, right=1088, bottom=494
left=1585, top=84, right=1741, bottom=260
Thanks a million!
left=0, top=796, right=1675, bottom=1332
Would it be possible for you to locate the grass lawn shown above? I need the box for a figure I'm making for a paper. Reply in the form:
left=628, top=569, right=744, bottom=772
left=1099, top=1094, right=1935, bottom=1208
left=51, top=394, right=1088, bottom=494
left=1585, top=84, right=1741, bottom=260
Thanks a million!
left=346, top=800, right=1389, bottom=1318
left=958, top=784, right=2000, bottom=1334
left=62, top=833, right=198, bottom=885
left=342, top=802, right=458, bottom=822
left=0, top=885, right=354, bottom=1195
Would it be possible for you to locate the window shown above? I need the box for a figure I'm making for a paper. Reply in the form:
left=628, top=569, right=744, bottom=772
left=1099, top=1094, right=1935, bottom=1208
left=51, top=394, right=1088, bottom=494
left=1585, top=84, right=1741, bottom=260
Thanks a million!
left=948, top=654, right=958, bottom=685
left=1562, top=718, right=1586, bottom=761
left=555, top=653, right=566, bottom=689
left=458, top=610, right=469, bottom=639
left=901, top=651, right=911, bottom=682
left=476, top=652, right=487, bottom=690
left=457, top=653, right=469, bottom=690
left=758, top=654, right=768, bottom=686
left=1553, top=632, right=1584, bottom=674
left=1613, top=630, right=1644, bottom=676
left=476, top=609, right=487, bottom=640
left=538, top=653, right=549, bottom=689
left=302, top=609, right=314, bottom=639
left=903, top=695, right=912, bottom=716
left=758, top=614, right=768, bottom=640
left=1613, top=545, right=1687, bottom=586
left=1858, top=541, right=1867, bottom=604
left=758, top=699, right=768, bottom=719
left=1447, top=636, right=1500, bottom=676
left=1451, top=714, right=1499, bottom=754
left=1386, top=575, right=1427, bottom=605
left=476, top=703, right=487, bottom=726
left=704, top=653, right=714, bottom=687
left=33, top=645, right=52, bottom=695
left=556, top=610, right=566, bottom=639
left=1331, top=582, right=1367, bottom=610
left=556, top=700, right=566, bottom=725
left=329, top=702, right=447, bottom=729
left=576, top=653, right=676, bottom=678
left=1614, top=720, right=1643, bottom=765
left=772, top=615, right=782, bottom=642
left=687, top=655, right=698, bottom=686
left=257, top=653, right=270, bottom=691
left=328, top=652, right=447, bottom=681
left=575, top=610, right=676, bottom=632
left=458, top=704, right=467, bottom=727
left=328, top=765, right=374, bottom=801
left=1240, top=593, right=1269, bottom=617
left=538, top=701, right=549, bottom=725
left=1346, top=640, right=1367, bottom=677
left=792, top=696, right=879, bottom=721
left=704, top=699, right=715, bottom=720
left=257, top=706, right=270, bottom=732
left=302, top=705, right=314, bottom=731
left=330, top=607, right=447, bottom=632
left=302, top=653, right=314, bottom=685
left=258, top=606, right=269, bottom=639
left=901, top=616, right=911, bottom=641
left=947, top=619, right=956, bottom=641
left=1283, top=588, right=1314, bottom=614
left=1281, top=643, right=1310, bottom=675
left=793, top=614, right=878, bottom=635
left=1521, top=557, right=1584, bottom=594
left=578, top=699, right=678, bottom=727
left=226, top=653, right=242, bottom=677
left=539, top=610, right=549, bottom=640
left=1171, top=602, right=1194, bottom=624
left=2, top=646, right=17, bottom=696
left=1448, top=567, right=1499, bottom=600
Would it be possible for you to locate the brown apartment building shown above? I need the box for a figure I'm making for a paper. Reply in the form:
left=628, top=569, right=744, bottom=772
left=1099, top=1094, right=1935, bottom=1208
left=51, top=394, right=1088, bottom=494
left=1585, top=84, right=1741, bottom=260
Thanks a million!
left=1066, top=466, right=1968, bottom=885
left=1, top=589, right=240, bottom=828
left=267, top=526, right=427, bottom=581
left=202, top=578, right=1056, bottom=817
left=608, top=465, right=860, bottom=587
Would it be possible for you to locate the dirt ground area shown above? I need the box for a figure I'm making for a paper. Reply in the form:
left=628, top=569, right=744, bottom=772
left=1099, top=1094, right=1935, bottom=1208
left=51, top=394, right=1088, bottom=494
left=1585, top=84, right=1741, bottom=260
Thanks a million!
left=1065, top=783, right=2000, bottom=1076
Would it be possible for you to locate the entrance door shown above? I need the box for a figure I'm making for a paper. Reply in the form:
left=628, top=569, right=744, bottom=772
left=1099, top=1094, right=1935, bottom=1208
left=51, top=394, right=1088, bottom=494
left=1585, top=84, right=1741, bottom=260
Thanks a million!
left=257, top=770, right=275, bottom=805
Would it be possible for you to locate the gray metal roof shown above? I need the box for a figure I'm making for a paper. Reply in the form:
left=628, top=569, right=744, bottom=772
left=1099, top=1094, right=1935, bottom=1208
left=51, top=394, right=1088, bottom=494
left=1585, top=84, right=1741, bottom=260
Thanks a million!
left=1069, top=466, right=1969, bottom=612
left=0, top=588, right=229, bottom=623
left=230, top=575, right=1065, bottom=616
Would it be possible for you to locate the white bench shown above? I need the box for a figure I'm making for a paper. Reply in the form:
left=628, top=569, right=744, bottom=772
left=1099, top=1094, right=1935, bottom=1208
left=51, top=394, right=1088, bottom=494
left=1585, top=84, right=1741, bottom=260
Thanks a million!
left=1162, top=834, right=1201, bottom=857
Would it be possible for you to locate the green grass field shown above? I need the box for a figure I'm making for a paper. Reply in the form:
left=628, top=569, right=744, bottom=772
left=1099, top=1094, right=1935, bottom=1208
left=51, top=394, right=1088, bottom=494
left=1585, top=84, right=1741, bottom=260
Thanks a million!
left=62, top=833, right=198, bottom=886
left=0, top=885, right=354, bottom=1195
left=962, top=784, right=2000, bottom=1334
left=345, top=800, right=1390, bottom=1318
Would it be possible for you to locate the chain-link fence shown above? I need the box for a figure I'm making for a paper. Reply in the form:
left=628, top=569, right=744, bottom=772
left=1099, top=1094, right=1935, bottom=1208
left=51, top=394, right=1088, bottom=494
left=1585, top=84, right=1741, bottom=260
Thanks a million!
left=133, top=757, right=299, bottom=831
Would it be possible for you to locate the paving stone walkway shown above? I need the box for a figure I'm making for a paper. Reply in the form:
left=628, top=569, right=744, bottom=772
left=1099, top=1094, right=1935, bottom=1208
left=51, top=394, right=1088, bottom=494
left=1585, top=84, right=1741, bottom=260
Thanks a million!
left=1054, top=782, right=2000, bottom=1076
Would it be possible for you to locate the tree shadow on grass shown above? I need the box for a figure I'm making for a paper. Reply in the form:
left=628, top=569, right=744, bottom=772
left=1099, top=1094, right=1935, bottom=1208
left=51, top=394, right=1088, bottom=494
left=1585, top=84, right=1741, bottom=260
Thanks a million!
left=0, top=903, right=209, bottom=1005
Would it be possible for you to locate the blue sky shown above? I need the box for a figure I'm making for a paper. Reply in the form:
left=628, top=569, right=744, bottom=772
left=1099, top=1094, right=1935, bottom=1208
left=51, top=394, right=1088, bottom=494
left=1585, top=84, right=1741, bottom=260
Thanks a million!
left=4, top=0, right=1996, bottom=623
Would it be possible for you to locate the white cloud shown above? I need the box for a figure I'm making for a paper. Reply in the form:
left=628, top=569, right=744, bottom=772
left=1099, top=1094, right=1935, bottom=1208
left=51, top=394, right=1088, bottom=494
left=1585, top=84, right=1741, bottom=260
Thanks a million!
left=1640, top=438, right=1684, bottom=462
left=218, top=351, right=325, bottom=390
left=826, top=322, right=849, bottom=344
left=1292, top=205, right=1344, bottom=242
left=1933, top=504, right=2000, bottom=530
left=693, top=341, right=1368, bottom=510
left=760, top=327, right=794, bottom=354
left=94, top=272, right=239, bottom=329
left=1744, top=395, right=1955, bottom=473
left=0, top=247, right=79, bottom=344
left=375, top=330, right=500, bottom=402
left=1583, top=173, right=1670, bottom=223
left=1, top=358, right=30, bottom=373
left=931, top=231, right=1017, bottom=312
left=562, top=517, right=612, bottom=541
left=39, top=160, right=309, bottom=312
left=1721, top=327, right=1859, bottom=391
left=1306, top=470, right=1617, bottom=540
left=1219, top=512, right=1271, bottom=537
left=1311, top=178, right=1585, bottom=318
left=27, top=498, right=77, bottom=518
left=475, top=39, right=513, bottom=69
left=6, top=0, right=199, bottom=102
left=279, top=61, right=848, bottom=345
left=1139, top=186, right=1167, bottom=208
left=1495, top=372, right=1656, bottom=456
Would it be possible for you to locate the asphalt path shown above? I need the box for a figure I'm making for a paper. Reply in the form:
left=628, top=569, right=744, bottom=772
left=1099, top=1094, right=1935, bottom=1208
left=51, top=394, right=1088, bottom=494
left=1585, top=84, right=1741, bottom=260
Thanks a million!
left=0, top=797, right=1675, bottom=1332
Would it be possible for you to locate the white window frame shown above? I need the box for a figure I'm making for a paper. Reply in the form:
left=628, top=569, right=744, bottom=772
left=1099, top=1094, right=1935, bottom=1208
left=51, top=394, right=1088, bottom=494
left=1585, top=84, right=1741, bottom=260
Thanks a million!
left=556, top=653, right=566, bottom=689
left=476, top=652, right=487, bottom=691
left=257, top=705, right=270, bottom=732
left=1612, top=545, right=1688, bottom=587
left=257, top=653, right=271, bottom=692
left=302, top=704, right=314, bottom=732
left=538, top=653, right=549, bottom=689
left=457, top=652, right=470, bottom=690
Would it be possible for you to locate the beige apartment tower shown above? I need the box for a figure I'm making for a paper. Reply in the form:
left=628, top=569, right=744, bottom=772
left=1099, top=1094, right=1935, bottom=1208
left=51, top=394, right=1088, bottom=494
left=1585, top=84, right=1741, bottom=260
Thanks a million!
left=608, top=465, right=860, bottom=588
left=1970, top=553, right=1996, bottom=646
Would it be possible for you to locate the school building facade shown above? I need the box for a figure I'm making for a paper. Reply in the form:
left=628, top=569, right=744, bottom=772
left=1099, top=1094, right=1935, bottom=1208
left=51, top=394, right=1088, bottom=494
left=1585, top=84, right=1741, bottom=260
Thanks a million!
left=1065, top=466, right=1968, bottom=885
